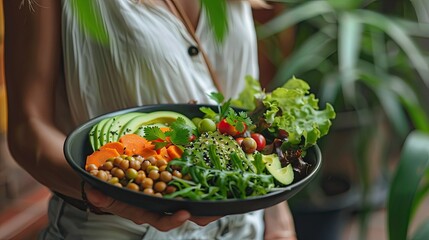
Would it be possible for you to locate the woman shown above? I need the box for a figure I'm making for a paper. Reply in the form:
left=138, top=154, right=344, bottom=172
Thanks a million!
left=4, top=0, right=296, bottom=239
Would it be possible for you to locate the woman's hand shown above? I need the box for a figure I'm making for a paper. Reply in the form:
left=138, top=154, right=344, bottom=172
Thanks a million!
left=84, top=184, right=221, bottom=231
left=264, top=202, right=297, bottom=240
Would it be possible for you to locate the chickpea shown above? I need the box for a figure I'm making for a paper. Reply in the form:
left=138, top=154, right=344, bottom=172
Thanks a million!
left=156, top=159, right=168, bottom=168
left=86, top=164, right=98, bottom=172
left=172, top=170, right=182, bottom=179
left=159, top=165, right=167, bottom=172
left=183, top=174, right=192, bottom=181
left=148, top=170, right=160, bottom=181
left=126, top=168, right=138, bottom=179
left=96, top=170, right=109, bottom=181
left=134, top=174, right=146, bottom=184
left=141, top=178, right=153, bottom=189
left=154, top=192, right=163, bottom=198
left=143, top=188, right=154, bottom=195
left=89, top=169, right=99, bottom=176
left=160, top=171, right=172, bottom=182
left=147, top=156, right=157, bottom=165
left=112, top=168, right=125, bottom=179
left=141, top=160, right=151, bottom=171
left=119, top=159, right=130, bottom=171
left=127, top=182, right=140, bottom=191
left=113, top=157, right=123, bottom=167
left=165, top=185, right=177, bottom=194
left=154, top=181, right=167, bottom=192
left=101, top=161, right=114, bottom=171
left=108, top=177, right=119, bottom=184
left=135, top=155, right=144, bottom=162
left=129, top=160, right=141, bottom=170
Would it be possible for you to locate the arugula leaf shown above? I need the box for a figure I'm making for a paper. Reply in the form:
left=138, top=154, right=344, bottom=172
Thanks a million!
left=252, top=152, right=266, bottom=174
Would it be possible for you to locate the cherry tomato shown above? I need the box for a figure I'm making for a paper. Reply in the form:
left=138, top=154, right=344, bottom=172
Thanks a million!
left=251, top=133, right=266, bottom=151
left=198, top=118, right=217, bottom=133
left=235, top=137, right=244, bottom=146
left=241, top=137, right=257, bottom=154
left=218, top=118, right=247, bottom=137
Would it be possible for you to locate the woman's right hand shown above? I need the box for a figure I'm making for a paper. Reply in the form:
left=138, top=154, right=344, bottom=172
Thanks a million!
left=84, top=184, right=221, bottom=231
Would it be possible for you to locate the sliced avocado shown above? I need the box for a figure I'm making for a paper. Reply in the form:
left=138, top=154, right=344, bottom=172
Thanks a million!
left=106, top=112, right=143, bottom=143
left=118, top=111, right=196, bottom=138
left=89, top=124, right=97, bottom=151
left=99, top=117, right=115, bottom=147
left=262, top=154, right=294, bottom=185
left=92, top=118, right=110, bottom=150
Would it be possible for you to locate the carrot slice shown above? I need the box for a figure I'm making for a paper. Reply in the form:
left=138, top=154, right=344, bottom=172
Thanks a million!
left=119, top=134, right=154, bottom=156
left=167, top=145, right=183, bottom=160
left=139, top=148, right=158, bottom=159
left=99, top=142, right=126, bottom=155
left=86, top=148, right=120, bottom=169
left=155, top=147, right=171, bottom=162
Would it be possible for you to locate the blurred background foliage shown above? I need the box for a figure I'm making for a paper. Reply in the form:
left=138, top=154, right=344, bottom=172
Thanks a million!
left=73, top=0, right=429, bottom=239
left=254, top=0, right=429, bottom=239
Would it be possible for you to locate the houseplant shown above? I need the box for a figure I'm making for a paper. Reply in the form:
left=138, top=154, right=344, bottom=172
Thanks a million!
left=255, top=0, right=429, bottom=239
left=388, top=130, right=429, bottom=240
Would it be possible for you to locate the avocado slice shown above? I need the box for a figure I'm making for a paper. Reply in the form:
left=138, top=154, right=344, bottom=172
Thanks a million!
left=262, top=154, right=294, bottom=185
left=91, top=118, right=110, bottom=150
left=106, top=112, right=144, bottom=143
left=118, top=111, right=196, bottom=138
left=99, top=117, right=116, bottom=147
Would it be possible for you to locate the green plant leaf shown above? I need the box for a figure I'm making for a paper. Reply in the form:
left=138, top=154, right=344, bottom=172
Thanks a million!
left=71, top=0, right=109, bottom=45
left=355, top=9, right=429, bottom=88
left=200, top=0, right=228, bottom=43
left=388, top=131, right=429, bottom=240
left=256, top=1, right=333, bottom=39
left=338, top=12, right=362, bottom=100
left=270, top=28, right=337, bottom=90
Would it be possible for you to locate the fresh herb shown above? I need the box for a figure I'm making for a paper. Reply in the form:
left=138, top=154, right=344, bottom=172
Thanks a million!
left=144, top=117, right=193, bottom=149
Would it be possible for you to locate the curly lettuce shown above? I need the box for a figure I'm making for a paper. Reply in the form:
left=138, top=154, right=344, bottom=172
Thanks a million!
left=232, top=76, right=336, bottom=149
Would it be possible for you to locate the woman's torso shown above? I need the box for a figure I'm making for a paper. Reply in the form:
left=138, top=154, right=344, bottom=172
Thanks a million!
left=60, top=0, right=258, bottom=127
left=52, top=1, right=264, bottom=239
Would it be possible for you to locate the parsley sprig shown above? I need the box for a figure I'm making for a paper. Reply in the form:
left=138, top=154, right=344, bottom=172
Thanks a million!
left=144, top=117, right=195, bottom=149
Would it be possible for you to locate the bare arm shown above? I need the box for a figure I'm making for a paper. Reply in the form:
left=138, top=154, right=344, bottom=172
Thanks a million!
left=4, top=0, right=216, bottom=230
left=4, top=0, right=82, bottom=198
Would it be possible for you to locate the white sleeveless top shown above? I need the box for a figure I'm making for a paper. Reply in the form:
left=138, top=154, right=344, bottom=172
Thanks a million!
left=61, top=0, right=258, bottom=126
left=59, top=1, right=264, bottom=239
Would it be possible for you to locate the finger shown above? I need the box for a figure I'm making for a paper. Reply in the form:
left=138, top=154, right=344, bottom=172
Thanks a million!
left=189, top=216, right=222, bottom=226
left=84, top=185, right=191, bottom=231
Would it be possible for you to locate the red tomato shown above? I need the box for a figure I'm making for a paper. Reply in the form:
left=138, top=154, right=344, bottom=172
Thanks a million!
left=218, top=119, right=246, bottom=137
left=241, top=137, right=257, bottom=154
left=235, top=137, right=244, bottom=146
left=251, top=133, right=266, bottom=151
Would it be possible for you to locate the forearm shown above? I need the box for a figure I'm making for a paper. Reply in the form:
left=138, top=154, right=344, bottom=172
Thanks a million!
left=8, top=117, right=82, bottom=199
left=3, top=0, right=81, bottom=198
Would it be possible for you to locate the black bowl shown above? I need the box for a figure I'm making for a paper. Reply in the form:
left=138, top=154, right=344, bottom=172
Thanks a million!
left=64, top=104, right=322, bottom=216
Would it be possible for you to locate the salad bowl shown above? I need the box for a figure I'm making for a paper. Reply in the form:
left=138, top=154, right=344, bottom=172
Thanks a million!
left=64, top=104, right=322, bottom=216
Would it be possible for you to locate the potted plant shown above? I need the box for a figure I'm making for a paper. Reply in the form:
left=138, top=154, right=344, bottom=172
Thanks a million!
left=255, top=0, right=429, bottom=239
left=387, top=130, right=429, bottom=240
